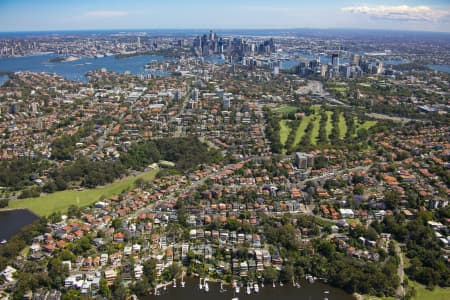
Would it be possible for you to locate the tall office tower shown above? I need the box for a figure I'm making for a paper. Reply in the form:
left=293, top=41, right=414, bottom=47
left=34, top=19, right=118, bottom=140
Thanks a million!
left=223, top=96, right=231, bottom=110
left=174, top=89, right=181, bottom=102
left=331, top=53, right=339, bottom=67
left=209, top=30, right=215, bottom=41
left=192, top=88, right=199, bottom=102
left=320, top=64, right=328, bottom=78
left=352, top=54, right=361, bottom=66
left=137, top=37, right=141, bottom=48
left=376, top=61, right=384, bottom=74
left=332, top=53, right=339, bottom=74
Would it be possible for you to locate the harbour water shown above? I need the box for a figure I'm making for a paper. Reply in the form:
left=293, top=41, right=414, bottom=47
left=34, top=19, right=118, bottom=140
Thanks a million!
left=0, top=74, right=9, bottom=86
left=428, top=64, right=450, bottom=74
left=0, top=54, right=171, bottom=82
left=143, top=278, right=353, bottom=300
left=0, top=209, right=39, bottom=241
left=0, top=53, right=448, bottom=83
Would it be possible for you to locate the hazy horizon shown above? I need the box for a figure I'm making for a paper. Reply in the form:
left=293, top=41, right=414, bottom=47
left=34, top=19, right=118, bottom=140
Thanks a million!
left=1, top=0, right=450, bottom=33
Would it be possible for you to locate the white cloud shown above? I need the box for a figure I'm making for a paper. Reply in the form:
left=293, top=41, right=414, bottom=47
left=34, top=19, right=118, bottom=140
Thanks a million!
left=342, top=5, right=450, bottom=22
left=84, top=10, right=129, bottom=18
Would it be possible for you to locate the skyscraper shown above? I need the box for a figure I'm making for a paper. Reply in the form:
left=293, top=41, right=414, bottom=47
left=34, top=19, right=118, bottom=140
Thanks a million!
left=352, top=54, right=361, bottom=66
left=331, top=53, right=339, bottom=67
left=192, top=88, right=199, bottom=102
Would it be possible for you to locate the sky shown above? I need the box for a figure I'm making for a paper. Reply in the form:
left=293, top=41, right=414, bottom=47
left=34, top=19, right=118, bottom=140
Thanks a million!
left=0, top=0, right=450, bottom=32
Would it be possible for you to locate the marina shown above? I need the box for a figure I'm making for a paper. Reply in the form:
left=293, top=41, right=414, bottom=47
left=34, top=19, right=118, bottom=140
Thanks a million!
left=143, top=277, right=353, bottom=300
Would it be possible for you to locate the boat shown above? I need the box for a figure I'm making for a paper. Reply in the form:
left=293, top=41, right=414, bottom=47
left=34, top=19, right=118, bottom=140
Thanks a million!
left=220, top=281, right=227, bottom=292
left=254, top=283, right=259, bottom=293
left=173, top=279, right=176, bottom=288
left=279, top=281, right=284, bottom=287
left=1, top=239, right=7, bottom=244
left=231, top=298, right=239, bottom=300
left=306, top=274, right=315, bottom=283
left=324, top=290, right=330, bottom=294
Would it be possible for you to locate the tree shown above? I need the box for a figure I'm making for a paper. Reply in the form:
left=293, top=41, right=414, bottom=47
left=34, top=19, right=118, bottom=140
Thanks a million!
left=62, top=290, right=81, bottom=300
left=130, top=276, right=150, bottom=297
left=263, top=266, right=278, bottom=283
left=111, top=279, right=128, bottom=300
left=353, top=184, right=364, bottom=196
left=67, top=205, right=81, bottom=218
left=143, top=259, right=157, bottom=284
left=280, top=264, right=294, bottom=283
left=384, top=190, right=400, bottom=210
left=99, top=278, right=111, bottom=298
left=0, top=199, right=8, bottom=208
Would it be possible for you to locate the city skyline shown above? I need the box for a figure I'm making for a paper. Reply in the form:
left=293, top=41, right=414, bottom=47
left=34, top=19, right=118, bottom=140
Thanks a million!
left=1, top=0, right=450, bottom=33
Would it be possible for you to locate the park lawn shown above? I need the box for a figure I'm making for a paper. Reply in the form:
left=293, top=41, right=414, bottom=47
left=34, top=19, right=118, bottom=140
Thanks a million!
left=279, top=120, right=292, bottom=146
left=273, top=105, right=298, bottom=114
left=8, top=169, right=159, bottom=216
left=292, top=115, right=313, bottom=147
left=409, top=281, right=450, bottom=300
left=338, top=112, right=347, bottom=139
left=325, top=111, right=333, bottom=139
left=310, top=115, right=321, bottom=145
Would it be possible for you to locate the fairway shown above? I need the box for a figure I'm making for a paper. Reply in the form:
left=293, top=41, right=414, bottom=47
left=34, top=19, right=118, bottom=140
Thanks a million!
left=279, top=120, right=292, bottom=145
left=8, top=169, right=159, bottom=216
left=310, top=115, right=321, bottom=145
left=338, top=112, right=347, bottom=139
left=358, top=120, right=377, bottom=131
left=275, top=106, right=376, bottom=152
left=293, top=115, right=312, bottom=146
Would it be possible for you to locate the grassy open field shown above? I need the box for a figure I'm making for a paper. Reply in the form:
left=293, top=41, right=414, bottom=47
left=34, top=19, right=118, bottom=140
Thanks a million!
left=310, top=115, right=321, bottom=145
left=409, top=281, right=450, bottom=300
left=293, top=115, right=313, bottom=146
left=8, top=169, right=159, bottom=216
left=279, top=120, right=292, bottom=145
